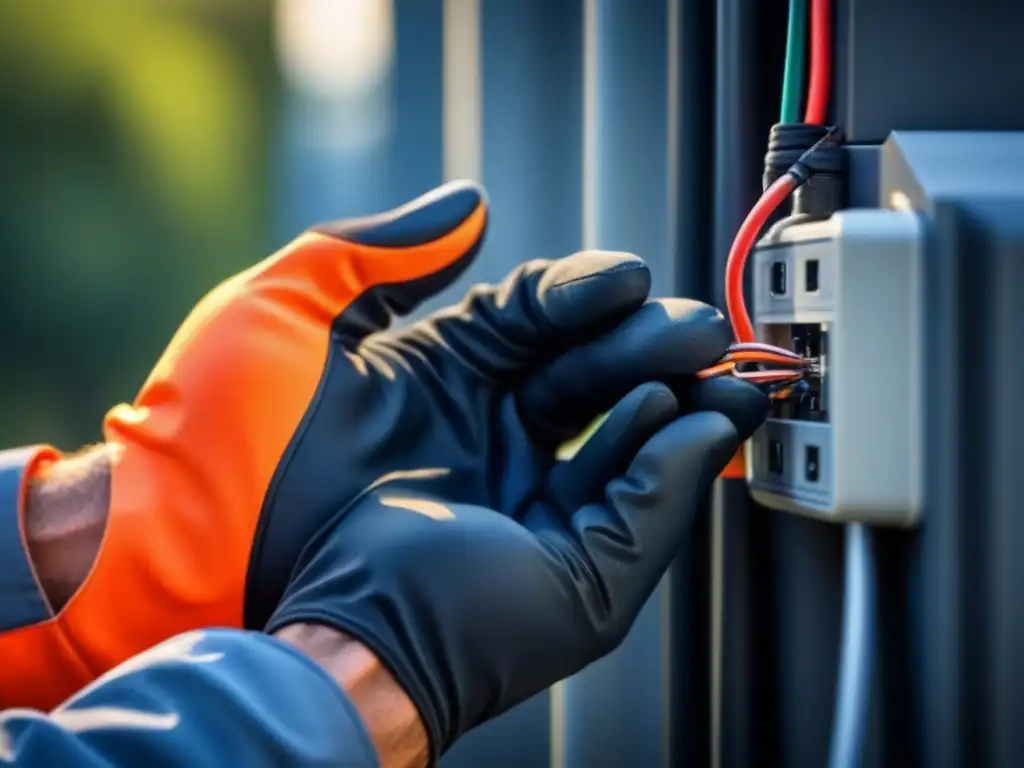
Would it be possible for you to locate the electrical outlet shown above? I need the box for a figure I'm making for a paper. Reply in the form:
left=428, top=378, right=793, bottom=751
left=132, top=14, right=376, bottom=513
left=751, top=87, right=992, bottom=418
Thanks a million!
left=745, top=208, right=924, bottom=527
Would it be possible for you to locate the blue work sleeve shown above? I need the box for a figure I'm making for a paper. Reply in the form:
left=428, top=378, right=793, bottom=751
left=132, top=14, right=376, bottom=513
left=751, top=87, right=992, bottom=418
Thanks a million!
left=0, top=628, right=380, bottom=767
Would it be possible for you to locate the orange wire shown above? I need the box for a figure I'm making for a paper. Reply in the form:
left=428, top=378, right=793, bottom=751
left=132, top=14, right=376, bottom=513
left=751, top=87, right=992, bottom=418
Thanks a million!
left=733, top=369, right=805, bottom=383
left=696, top=361, right=736, bottom=380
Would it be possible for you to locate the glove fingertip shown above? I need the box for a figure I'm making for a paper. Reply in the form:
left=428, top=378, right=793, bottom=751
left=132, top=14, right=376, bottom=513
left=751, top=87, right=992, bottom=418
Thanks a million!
left=313, top=180, right=487, bottom=249
left=539, top=251, right=651, bottom=331
left=309, top=183, right=489, bottom=340
left=676, top=376, right=769, bottom=441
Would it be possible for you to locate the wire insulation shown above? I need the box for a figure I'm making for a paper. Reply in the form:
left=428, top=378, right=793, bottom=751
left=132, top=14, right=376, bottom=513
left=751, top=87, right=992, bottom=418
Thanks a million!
left=805, top=0, right=832, bottom=123
left=780, top=0, right=808, bottom=122
left=724, top=174, right=799, bottom=343
left=827, top=524, right=876, bottom=768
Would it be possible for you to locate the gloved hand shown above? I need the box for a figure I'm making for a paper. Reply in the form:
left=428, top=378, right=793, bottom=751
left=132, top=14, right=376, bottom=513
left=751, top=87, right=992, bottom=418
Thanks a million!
left=266, top=371, right=766, bottom=762
left=0, top=179, right=766, bottom=712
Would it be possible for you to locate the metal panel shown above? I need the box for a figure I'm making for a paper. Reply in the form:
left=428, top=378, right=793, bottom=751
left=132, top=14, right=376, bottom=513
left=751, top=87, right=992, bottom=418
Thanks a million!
left=559, top=1, right=674, bottom=766
left=667, top=1, right=718, bottom=765
left=832, top=0, right=1024, bottom=143
left=881, top=131, right=1024, bottom=768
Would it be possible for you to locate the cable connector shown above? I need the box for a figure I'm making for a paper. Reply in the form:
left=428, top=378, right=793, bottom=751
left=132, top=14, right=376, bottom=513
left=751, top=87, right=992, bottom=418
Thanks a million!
left=789, top=125, right=843, bottom=183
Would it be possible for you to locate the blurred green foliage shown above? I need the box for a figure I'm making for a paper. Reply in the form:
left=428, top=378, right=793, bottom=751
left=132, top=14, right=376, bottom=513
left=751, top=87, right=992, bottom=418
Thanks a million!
left=0, top=0, right=278, bottom=448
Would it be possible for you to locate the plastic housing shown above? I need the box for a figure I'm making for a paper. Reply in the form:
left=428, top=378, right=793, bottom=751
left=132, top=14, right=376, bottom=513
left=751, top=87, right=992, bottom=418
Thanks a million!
left=745, top=208, right=924, bottom=527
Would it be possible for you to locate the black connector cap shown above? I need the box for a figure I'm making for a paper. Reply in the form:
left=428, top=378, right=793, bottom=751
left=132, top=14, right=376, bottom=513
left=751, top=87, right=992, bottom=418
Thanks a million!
left=764, top=123, right=846, bottom=219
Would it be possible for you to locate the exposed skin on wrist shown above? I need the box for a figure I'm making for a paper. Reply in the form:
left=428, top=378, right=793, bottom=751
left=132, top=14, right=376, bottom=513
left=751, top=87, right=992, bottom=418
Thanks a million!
left=24, top=444, right=113, bottom=611
left=274, top=623, right=430, bottom=768
left=22, top=446, right=429, bottom=766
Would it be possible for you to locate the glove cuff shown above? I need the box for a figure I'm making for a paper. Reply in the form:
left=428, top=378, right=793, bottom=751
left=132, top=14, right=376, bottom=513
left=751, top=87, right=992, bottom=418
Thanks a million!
left=0, top=445, right=63, bottom=630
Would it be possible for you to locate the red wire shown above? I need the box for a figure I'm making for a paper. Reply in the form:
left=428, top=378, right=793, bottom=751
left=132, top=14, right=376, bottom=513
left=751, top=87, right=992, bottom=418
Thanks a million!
left=805, top=0, right=832, bottom=124
left=724, top=174, right=799, bottom=343
left=724, top=0, right=832, bottom=343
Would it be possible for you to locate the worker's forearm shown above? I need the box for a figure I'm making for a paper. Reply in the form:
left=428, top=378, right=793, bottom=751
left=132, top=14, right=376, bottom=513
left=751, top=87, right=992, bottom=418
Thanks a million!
left=275, top=623, right=430, bottom=768
left=21, top=448, right=428, bottom=766
left=24, top=444, right=112, bottom=610
left=0, top=628, right=382, bottom=766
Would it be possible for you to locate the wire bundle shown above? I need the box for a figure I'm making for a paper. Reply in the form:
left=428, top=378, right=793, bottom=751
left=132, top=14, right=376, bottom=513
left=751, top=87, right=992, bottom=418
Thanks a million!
left=705, top=0, right=835, bottom=405
left=696, top=341, right=816, bottom=398
left=725, top=0, right=834, bottom=346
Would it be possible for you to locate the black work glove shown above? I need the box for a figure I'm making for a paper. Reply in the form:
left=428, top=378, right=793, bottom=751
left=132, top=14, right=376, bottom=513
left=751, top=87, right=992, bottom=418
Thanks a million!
left=265, top=245, right=768, bottom=760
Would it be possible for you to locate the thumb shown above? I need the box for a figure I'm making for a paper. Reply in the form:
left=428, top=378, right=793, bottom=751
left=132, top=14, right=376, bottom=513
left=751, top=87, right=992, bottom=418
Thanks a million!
left=264, top=180, right=488, bottom=343
left=569, top=411, right=741, bottom=634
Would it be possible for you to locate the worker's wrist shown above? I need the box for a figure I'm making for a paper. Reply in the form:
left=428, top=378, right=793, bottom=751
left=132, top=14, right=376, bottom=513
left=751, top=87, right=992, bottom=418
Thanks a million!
left=24, top=444, right=114, bottom=611
left=273, top=623, right=430, bottom=768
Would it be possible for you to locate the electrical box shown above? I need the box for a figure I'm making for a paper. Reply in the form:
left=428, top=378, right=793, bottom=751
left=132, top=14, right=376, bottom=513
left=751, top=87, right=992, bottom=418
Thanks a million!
left=745, top=208, right=925, bottom=527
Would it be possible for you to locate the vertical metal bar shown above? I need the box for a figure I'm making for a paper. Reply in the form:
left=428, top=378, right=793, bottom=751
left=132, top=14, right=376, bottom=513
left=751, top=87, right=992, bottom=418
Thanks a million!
left=580, top=0, right=599, bottom=254
left=710, top=482, right=726, bottom=768
left=275, top=3, right=397, bottom=233
left=663, top=5, right=681, bottom=762
left=560, top=1, right=673, bottom=765
left=666, top=1, right=716, bottom=766
left=388, top=0, right=444, bottom=202
left=711, top=1, right=767, bottom=764
left=442, top=0, right=481, bottom=182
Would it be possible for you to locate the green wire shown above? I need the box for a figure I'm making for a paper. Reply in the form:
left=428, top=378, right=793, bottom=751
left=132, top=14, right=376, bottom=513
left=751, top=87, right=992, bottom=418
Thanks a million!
left=780, top=0, right=808, bottom=123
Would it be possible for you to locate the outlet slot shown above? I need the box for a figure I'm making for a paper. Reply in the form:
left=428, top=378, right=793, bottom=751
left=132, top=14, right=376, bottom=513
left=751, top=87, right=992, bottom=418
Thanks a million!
left=768, top=439, right=785, bottom=476
left=804, top=259, right=820, bottom=292
left=770, top=261, right=788, bottom=296
left=805, top=445, right=820, bottom=482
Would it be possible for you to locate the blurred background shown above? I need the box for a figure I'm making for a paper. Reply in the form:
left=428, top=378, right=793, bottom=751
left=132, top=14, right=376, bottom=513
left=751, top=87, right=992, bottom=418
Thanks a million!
left=0, top=0, right=601, bottom=451
left=0, top=0, right=276, bottom=447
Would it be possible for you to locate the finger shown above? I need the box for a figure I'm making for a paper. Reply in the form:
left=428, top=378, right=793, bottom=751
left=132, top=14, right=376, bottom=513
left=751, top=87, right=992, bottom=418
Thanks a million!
left=566, top=411, right=741, bottom=637
left=673, top=376, right=769, bottom=441
left=545, top=383, right=679, bottom=514
left=515, top=298, right=732, bottom=449
left=400, top=250, right=652, bottom=379
left=266, top=180, right=489, bottom=343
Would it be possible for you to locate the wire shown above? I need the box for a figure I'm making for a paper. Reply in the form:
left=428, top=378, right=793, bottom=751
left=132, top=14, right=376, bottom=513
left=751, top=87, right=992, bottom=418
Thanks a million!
left=724, top=173, right=799, bottom=344
left=827, top=524, right=876, bottom=768
left=727, top=341, right=805, bottom=360
left=805, top=0, right=832, bottom=124
left=780, top=0, right=808, bottom=123
left=696, top=341, right=816, bottom=398
left=727, top=349, right=809, bottom=367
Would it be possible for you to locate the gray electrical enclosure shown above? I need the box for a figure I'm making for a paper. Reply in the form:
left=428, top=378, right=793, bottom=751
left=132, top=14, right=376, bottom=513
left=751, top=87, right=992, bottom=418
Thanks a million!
left=746, top=209, right=924, bottom=526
